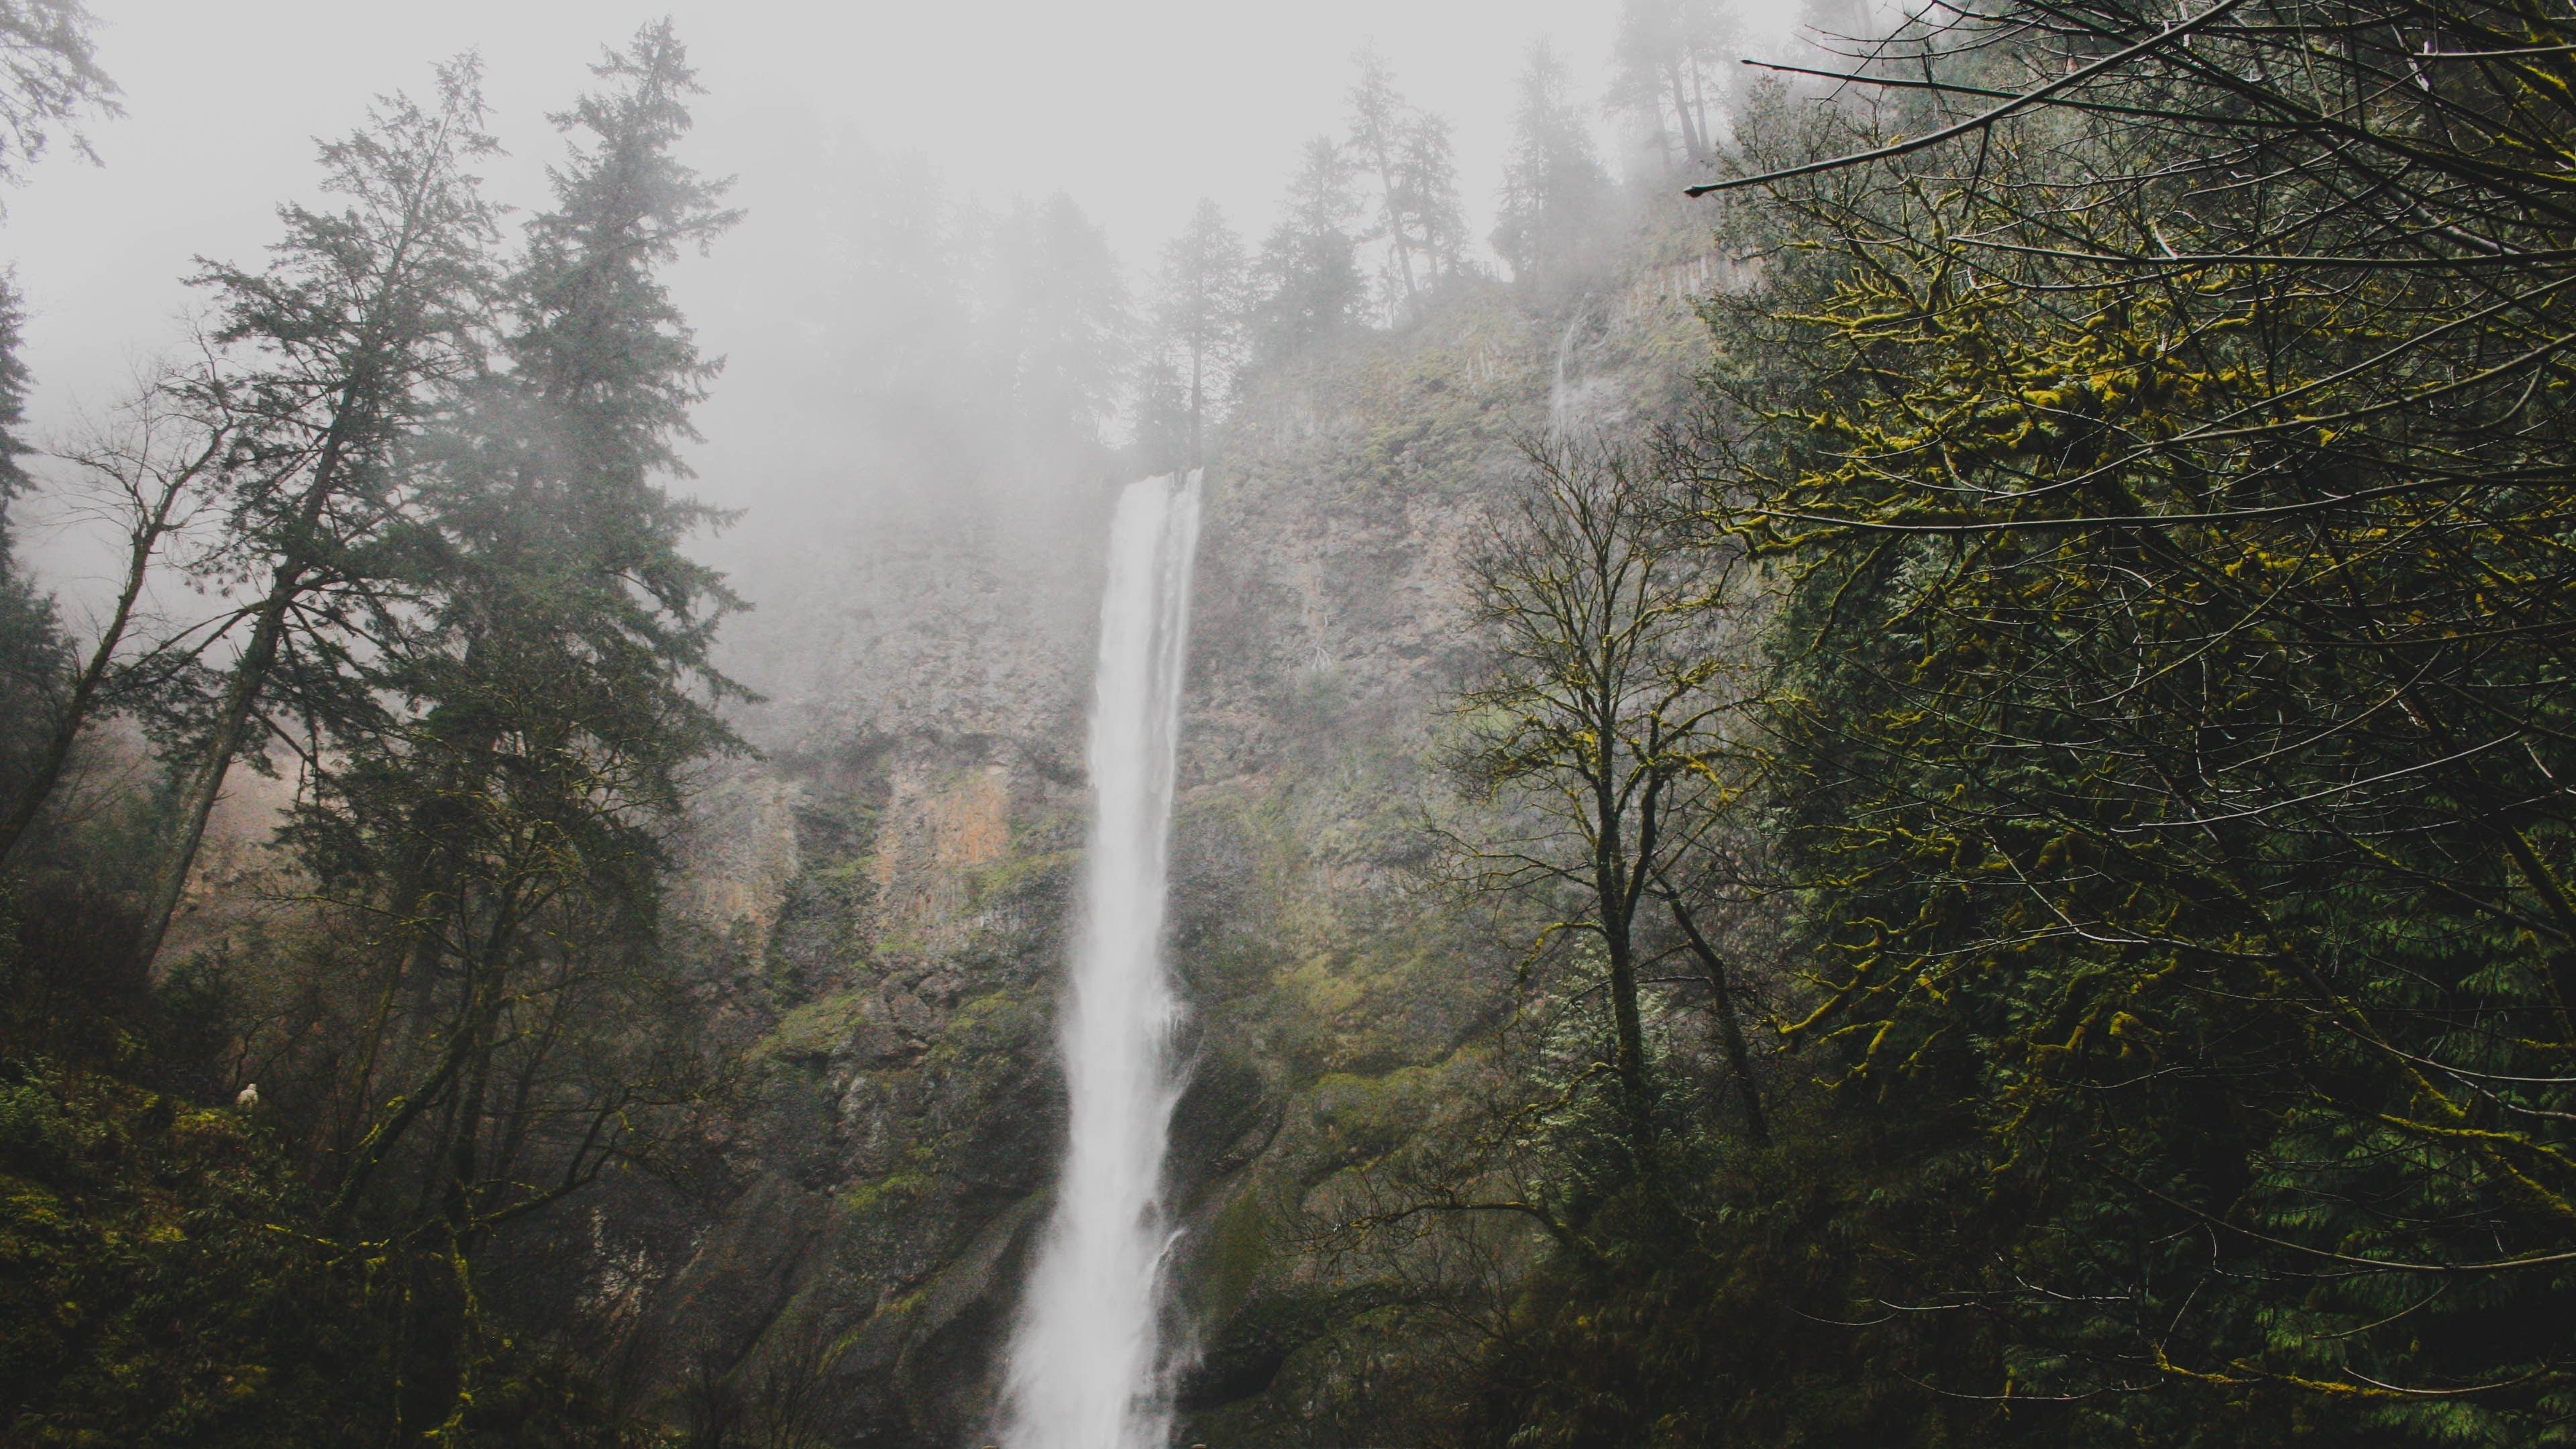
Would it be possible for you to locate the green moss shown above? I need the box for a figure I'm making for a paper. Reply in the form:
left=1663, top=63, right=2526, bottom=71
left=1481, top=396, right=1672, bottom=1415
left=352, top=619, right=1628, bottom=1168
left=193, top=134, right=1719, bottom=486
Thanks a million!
left=757, top=990, right=872, bottom=1063
left=839, top=1169, right=933, bottom=1220
left=922, top=990, right=1044, bottom=1076
left=1195, top=1191, right=1275, bottom=1322
left=1280, top=953, right=1364, bottom=1018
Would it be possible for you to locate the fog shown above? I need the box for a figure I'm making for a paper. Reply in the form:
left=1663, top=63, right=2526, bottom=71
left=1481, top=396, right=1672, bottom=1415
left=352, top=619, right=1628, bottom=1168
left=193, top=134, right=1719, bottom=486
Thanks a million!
left=9, top=0, right=1790, bottom=421
left=0, top=0, right=1807, bottom=741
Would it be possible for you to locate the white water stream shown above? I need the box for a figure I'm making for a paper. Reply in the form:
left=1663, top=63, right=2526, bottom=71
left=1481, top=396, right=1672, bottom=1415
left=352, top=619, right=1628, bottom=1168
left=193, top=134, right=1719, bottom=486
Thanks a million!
left=1002, top=472, right=1204, bottom=1449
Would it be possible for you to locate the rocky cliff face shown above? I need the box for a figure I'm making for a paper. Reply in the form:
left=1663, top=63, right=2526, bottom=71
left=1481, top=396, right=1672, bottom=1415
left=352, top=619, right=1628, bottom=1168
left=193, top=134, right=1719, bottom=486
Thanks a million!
left=633, top=228, right=1721, bottom=1446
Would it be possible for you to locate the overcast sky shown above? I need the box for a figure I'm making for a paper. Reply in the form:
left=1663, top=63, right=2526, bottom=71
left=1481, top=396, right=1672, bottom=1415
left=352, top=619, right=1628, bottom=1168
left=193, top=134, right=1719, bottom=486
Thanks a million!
left=5, top=1, right=1811, bottom=405
left=1, top=0, right=1806, bottom=606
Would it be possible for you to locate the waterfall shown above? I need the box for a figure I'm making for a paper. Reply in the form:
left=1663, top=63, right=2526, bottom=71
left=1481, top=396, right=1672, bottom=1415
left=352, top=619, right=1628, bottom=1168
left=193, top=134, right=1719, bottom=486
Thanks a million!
left=1548, top=304, right=1586, bottom=436
left=1002, top=471, right=1204, bottom=1449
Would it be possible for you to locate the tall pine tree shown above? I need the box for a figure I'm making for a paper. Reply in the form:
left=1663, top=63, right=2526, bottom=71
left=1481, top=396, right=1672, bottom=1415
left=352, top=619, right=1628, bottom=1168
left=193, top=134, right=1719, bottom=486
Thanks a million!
left=136, top=59, right=504, bottom=968
left=1251, top=136, right=1364, bottom=364
left=290, top=23, right=743, bottom=1436
left=1493, top=40, right=1613, bottom=288
left=1144, top=198, right=1248, bottom=471
left=0, top=278, right=66, bottom=833
left=1344, top=50, right=1466, bottom=319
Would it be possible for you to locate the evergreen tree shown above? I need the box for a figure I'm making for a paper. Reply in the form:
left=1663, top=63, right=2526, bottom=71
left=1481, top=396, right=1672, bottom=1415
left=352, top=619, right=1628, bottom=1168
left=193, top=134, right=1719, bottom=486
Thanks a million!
left=1344, top=50, right=1466, bottom=319
left=134, top=59, right=505, bottom=969
left=1492, top=40, right=1613, bottom=288
left=286, top=23, right=743, bottom=1434
left=1145, top=198, right=1248, bottom=471
left=977, top=191, right=1130, bottom=478
left=0, top=277, right=66, bottom=830
left=0, top=0, right=117, bottom=192
left=835, top=151, right=979, bottom=457
left=1130, top=348, right=1191, bottom=478
left=1606, top=0, right=1733, bottom=169
left=0, top=21, right=697, bottom=1444
left=1250, top=136, right=1364, bottom=364
left=1393, top=107, right=1468, bottom=290
left=0, top=1, right=116, bottom=850
left=1344, top=48, right=1418, bottom=307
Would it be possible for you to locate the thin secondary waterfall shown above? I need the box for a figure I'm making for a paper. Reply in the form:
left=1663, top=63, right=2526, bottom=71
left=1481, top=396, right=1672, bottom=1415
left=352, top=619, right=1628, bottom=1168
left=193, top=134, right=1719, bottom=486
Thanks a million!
left=1548, top=307, right=1584, bottom=435
left=1002, top=471, right=1204, bottom=1449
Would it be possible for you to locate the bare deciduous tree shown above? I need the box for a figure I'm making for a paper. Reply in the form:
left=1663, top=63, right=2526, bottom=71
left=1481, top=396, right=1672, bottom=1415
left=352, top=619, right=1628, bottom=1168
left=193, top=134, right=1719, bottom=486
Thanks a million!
left=0, top=362, right=227, bottom=864
left=1451, top=435, right=1766, bottom=1159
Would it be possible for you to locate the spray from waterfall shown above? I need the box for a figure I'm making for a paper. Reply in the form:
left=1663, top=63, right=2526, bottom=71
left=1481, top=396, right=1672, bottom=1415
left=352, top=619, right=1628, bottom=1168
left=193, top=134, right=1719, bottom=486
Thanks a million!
left=1002, top=472, right=1204, bottom=1449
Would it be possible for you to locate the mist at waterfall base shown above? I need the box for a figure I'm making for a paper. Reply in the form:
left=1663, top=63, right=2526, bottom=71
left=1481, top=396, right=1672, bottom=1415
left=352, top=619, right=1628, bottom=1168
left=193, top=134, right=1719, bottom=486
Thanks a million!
left=1003, top=474, right=1207, bottom=1449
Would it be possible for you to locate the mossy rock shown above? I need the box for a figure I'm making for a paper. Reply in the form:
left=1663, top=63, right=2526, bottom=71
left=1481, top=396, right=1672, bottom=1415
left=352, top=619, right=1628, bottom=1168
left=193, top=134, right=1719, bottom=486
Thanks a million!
left=759, top=990, right=874, bottom=1065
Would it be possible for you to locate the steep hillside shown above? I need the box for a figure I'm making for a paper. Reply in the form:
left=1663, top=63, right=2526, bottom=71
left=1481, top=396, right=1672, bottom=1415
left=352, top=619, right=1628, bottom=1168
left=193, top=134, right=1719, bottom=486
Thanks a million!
left=629, top=219, right=1724, bottom=1446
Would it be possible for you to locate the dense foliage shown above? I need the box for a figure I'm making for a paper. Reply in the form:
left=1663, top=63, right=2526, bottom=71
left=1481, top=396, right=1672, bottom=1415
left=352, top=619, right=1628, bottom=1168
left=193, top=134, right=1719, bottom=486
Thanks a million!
left=1446, top=2, right=2576, bottom=1446
left=0, top=21, right=741, bottom=1446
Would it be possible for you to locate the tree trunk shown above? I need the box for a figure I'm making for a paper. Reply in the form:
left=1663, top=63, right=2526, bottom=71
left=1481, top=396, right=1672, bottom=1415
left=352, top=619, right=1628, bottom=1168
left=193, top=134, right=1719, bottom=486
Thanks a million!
left=135, top=405, right=359, bottom=969
left=1688, top=64, right=1715, bottom=164
left=1364, top=143, right=1419, bottom=305
left=0, top=555, right=153, bottom=865
left=1601, top=912, right=1656, bottom=1154
left=1667, top=894, right=1770, bottom=1146
left=2501, top=828, right=2576, bottom=1029
left=425, top=943, right=512, bottom=1443
left=1595, top=806, right=1656, bottom=1156
left=131, top=580, right=296, bottom=969
left=1667, top=64, right=1707, bottom=164
left=0, top=433, right=217, bottom=865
